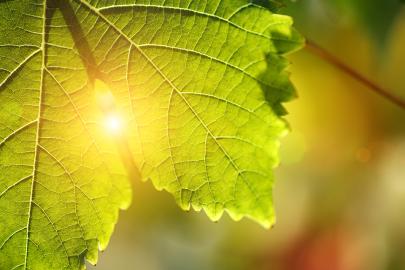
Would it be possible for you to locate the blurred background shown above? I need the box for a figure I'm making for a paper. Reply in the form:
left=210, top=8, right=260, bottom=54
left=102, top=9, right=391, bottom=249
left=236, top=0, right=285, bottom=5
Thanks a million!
left=89, top=1, right=405, bottom=269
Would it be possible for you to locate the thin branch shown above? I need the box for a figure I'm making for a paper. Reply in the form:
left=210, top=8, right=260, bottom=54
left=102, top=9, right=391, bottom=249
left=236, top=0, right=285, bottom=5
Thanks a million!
left=305, top=39, right=405, bottom=110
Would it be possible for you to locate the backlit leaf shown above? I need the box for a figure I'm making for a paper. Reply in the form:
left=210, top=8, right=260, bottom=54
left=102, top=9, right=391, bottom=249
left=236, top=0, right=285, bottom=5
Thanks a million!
left=0, top=0, right=303, bottom=268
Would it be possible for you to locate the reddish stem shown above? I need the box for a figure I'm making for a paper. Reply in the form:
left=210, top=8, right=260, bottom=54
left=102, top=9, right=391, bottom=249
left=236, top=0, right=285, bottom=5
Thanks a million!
left=305, top=40, right=405, bottom=110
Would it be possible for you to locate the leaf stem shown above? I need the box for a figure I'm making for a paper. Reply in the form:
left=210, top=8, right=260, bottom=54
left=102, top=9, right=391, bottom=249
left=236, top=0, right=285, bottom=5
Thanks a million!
left=305, top=39, right=405, bottom=110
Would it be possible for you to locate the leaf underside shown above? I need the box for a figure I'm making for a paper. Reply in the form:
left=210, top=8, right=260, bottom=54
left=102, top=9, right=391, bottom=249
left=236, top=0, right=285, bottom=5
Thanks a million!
left=0, top=0, right=303, bottom=269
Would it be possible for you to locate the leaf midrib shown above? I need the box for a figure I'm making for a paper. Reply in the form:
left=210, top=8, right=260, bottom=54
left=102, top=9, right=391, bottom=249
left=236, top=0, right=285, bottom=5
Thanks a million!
left=23, top=0, right=48, bottom=268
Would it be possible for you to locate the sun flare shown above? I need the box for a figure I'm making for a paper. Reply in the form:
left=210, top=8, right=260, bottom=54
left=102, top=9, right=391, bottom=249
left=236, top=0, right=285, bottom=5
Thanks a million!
left=105, top=114, right=123, bottom=134
left=94, top=80, right=125, bottom=135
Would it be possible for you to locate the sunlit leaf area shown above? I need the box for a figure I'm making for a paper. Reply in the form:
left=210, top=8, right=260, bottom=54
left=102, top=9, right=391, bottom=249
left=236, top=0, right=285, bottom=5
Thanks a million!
left=1, top=0, right=405, bottom=269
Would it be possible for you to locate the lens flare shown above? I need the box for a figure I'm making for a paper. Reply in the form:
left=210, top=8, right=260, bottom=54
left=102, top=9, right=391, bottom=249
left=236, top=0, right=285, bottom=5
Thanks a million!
left=94, top=80, right=125, bottom=136
left=105, top=114, right=122, bottom=134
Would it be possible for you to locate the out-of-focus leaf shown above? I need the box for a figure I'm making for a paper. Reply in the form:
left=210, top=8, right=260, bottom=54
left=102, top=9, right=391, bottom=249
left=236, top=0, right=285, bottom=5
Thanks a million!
left=283, top=0, right=403, bottom=46
left=334, top=0, right=403, bottom=45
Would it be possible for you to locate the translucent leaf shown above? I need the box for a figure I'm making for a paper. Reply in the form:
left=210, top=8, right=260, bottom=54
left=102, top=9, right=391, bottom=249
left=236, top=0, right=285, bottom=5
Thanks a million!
left=0, top=0, right=303, bottom=268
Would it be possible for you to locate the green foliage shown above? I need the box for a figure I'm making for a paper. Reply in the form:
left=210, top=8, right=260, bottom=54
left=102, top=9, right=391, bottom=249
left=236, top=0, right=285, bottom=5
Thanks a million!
left=0, top=0, right=302, bottom=268
left=284, top=0, right=403, bottom=46
left=334, top=0, right=403, bottom=45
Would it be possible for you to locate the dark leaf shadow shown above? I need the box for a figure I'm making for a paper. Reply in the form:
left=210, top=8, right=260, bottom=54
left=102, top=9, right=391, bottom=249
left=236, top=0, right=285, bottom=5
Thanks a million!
left=52, top=0, right=102, bottom=83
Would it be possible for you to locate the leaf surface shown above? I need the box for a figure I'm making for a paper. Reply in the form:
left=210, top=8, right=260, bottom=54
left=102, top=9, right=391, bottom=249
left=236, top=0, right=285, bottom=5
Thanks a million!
left=0, top=0, right=302, bottom=269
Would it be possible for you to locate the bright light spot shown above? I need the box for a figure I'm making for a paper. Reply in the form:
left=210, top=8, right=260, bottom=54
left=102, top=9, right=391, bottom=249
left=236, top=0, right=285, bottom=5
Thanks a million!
left=94, top=80, right=126, bottom=136
left=95, top=79, right=116, bottom=113
left=105, top=114, right=123, bottom=134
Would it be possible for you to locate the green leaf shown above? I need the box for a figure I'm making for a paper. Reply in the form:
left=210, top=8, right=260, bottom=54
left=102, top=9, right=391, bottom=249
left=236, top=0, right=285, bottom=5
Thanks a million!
left=0, top=1, right=132, bottom=269
left=0, top=0, right=302, bottom=269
